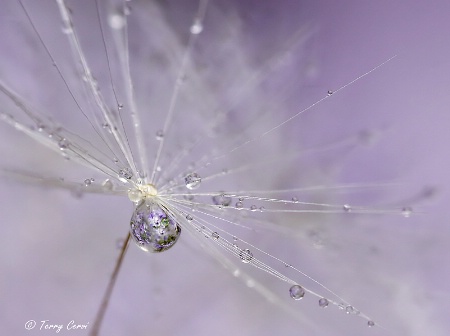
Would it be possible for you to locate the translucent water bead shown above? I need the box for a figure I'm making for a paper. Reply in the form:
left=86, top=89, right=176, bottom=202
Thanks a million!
left=185, top=172, right=201, bottom=190
left=289, top=285, right=305, bottom=300
left=130, top=199, right=181, bottom=253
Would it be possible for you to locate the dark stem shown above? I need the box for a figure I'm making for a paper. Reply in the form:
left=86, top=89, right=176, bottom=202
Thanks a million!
left=90, top=232, right=131, bottom=336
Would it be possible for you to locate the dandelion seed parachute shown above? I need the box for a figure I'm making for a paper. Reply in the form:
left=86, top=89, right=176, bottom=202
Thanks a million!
left=0, top=1, right=449, bottom=336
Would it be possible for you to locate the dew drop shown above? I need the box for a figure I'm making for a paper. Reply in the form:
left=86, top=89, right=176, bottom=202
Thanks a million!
left=239, top=249, right=253, bottom=263
left=119, top=167, right=133, bottom=181
left=211, top=232, right=219, bottom=240
left=58, top=138, right=69, bottom=150
left=155, top=130, right=164, bottom=140
left=118, top=103, right=124, bottom=110
left=185, top=172, right=201, bottom=190
left=345, top=305, right=355, bottom=314
left=102, top=179, right=114, bottom=191
left=250, top=205, right=257, bottom=211
left=291, top=196, right=298, bottom=203
left=128, top=189, right=143, bottom=203
left=327, top=90, right=334, bottom=96
left=108, top=13, right=125, bottom=30
left=343, top=204, right=352, bottom=212
left=367, top=320, right=375, bottom=327
left=318, top=298, right=329, bottom=308
left=289, top=285, right=305, bottom=300
left=186, top=214, right=193, bottom=221
left=183, top=193, right=194, bottom=201
left=212, top=193, right=232, bottom=207
left=235, top=201, right=243, bottom=209
left=130, top=199, right=181, bottom=253
left=190, top=19, right=203, bottom=34
left=116, top=238, right=124, bottom=249
left=84, top=178, right=92, bottom=186
left=37, top=123, right=46, bottom=132
left=402, top=206, right=412, bottom=218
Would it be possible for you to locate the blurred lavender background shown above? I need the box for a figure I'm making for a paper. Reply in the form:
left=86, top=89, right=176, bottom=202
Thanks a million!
left=0, top=1, right=449, bottom=335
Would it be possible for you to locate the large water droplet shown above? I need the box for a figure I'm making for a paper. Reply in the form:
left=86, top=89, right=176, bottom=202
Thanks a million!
left=185, top=172, right=201, bottom=190
left=130, top=199, right=181, bottom=253
left=289, top=285, right=305, bottom=300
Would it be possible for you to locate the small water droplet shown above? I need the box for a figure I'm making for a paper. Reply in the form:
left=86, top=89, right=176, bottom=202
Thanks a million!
left=186, top=214, right=193, bottom=221
left=367, top=320, right=375, bottom=327
left=289, top=285, right=305, bottom=300
left=155, top=130, right=164, bottom=140
left=235, top=201, right=243, bottom=209
left=58, top=138, right=69, bottom=150
left=37, top=123, right=46, bottom=132
left=239, top=249, right=253, bottom=263
left=211, top=232, right=219, bottom=240
left=185, top=172, right=201, bottom=190
left=259, top=206, right=265, bottom=212
left=84, top=178, right=92, bottom=186
left=61, top=26, right=73, bottom=34
left=116, top=238, right=124, bottom=249
left=345, top=305, right=355, bottom=314
left=190, top=19, right=203, bottom=34
left=119, top=167, right=133, bottom=181
left=184, top=193, right=194, bottom=201
left=108, top=13, right=125, bottom=30
left=318, top=298, right=329, bottom=308
left=250, top=205, right=257, bottom=211
left=102, top=179, right=114, bottom=191
left=212, top=193, right=232, bottom=207
left=232, top=236, right=238, bottom=242
left=343, top=204, right=352, bottom=212
left=291, top=196, right=298, bottom=203
left=327, top=90, right=334, bottom=96
left=118, top=103, right=124, bottom=110
left=402, top=206, right=412, bottom=218
left=124, top=4, right=131, bottom=15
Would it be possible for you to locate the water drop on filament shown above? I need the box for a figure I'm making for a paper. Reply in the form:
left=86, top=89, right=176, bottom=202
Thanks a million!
left=130, top=199, right=181, bottom=253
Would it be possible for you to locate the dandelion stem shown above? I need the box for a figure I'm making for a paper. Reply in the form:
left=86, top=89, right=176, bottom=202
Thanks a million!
left=90, top=232, right=131, bottom=336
